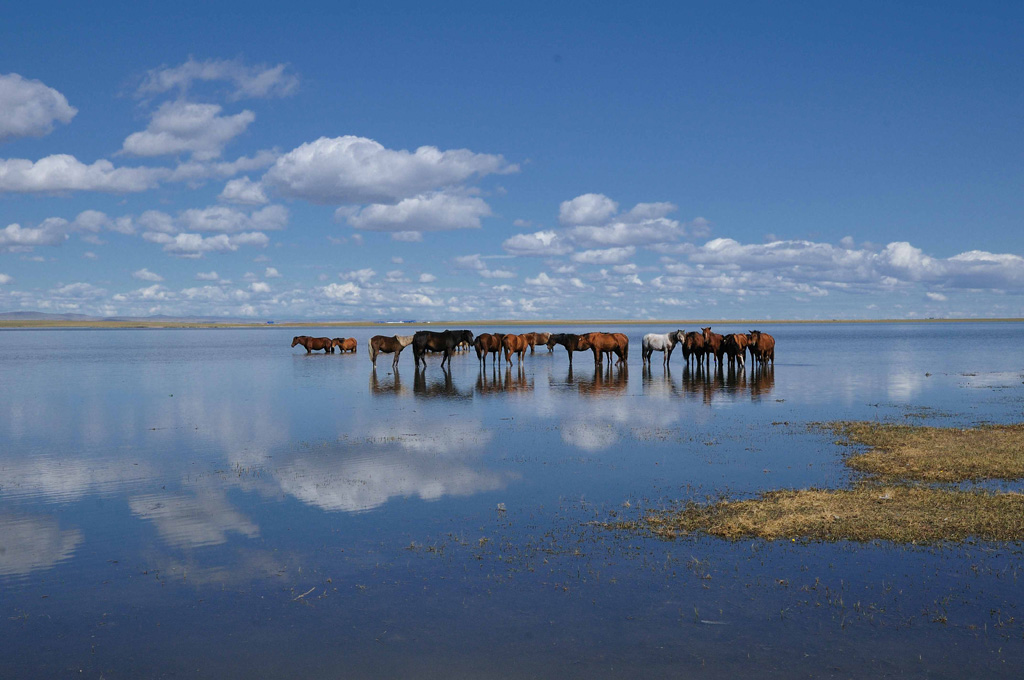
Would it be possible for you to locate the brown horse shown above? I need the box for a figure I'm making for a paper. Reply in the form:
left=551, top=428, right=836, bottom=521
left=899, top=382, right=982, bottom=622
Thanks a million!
left=682, top=331, right=705, bottom=368
left=746, top=330, right=775, bottom=366
left=722, top=333, right=748, bottom=368
left=474, top=333, right=506, bottom=367
left=412, top=329, right=474, bottom=369
left=546, top=333, right=582, bottom=366
left=292, top=336, right=334, bottom=353
left=701, top=327, right=725, bottom=368
left=368, top=334, right=413, bottom=367
left=502, top=333, right=530, bottom=364
left=522, top=331, right=552, bottom=354
left=578, top=332, right=628, bottom=366
left=332, top=337, right=357, bottom=353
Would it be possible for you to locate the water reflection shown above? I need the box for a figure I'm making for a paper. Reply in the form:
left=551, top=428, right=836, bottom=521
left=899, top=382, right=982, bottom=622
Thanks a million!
left=475, top=365, right=533, bottom=395
left=680, top=365, right=775, bottom=403
left=0, top=512, right=83, bottom=577
left=129, top=489, right=260, bottom=548
left=413, top=366, right=473, bottom=400
left=564, top=364, right=629, bottom=397
left=369, top=366, right=408, bottom=396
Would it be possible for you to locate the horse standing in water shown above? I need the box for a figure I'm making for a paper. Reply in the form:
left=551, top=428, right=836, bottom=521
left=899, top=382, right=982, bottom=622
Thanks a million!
left=682, top=331, right=705, bottom=368
left=332, top=337, right=358, bottom=353
left=578, top=332, right=628, bottom=366
left=722, top=333, right=748, bottom=368
left=546, top=333, right=582, bottom=367
left=412, top=329, right=474, bottom=369
left=501, top=333, right=530, bottom=365
left=701, top=327, right=725, bottom=369
left=368, top=335, right=413, bottom=367
left=474, top=333, right=505, bottom=367
left=746, top=330, right=775, bottom=367
left=642, top=330, right=685, bottom=366
left=292, top=336, right=334, bottom=354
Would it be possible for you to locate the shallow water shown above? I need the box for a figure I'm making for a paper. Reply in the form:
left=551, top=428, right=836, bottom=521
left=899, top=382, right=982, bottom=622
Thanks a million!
left=2, top=323, right=1023, bottom=678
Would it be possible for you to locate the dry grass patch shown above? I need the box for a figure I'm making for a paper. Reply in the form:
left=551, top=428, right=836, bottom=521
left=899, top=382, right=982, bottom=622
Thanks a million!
left=637, top=486, right=1024, bottom=543
left=826, top=422, right=1024, bottom=482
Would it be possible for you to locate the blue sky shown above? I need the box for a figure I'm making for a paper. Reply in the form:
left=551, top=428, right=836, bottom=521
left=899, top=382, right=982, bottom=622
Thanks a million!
left=1, top=1, right=1022, bottom=319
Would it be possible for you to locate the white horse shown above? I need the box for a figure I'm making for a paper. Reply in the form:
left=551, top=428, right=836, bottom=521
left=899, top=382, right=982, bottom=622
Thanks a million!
left=642, top=330, right=685, bottom=366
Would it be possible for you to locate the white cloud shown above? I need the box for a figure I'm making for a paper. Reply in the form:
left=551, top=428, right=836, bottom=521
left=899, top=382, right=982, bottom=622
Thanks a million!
left=0, top=155, right=167, bottom=193
left=138, top=57, right=299, bottom=100
left=559, top=193, right=618, bottom=226
left=196, top=271, right=219, bottom=281
left=264, top=267, right=281, bottom=278
left=122, top=101, right=254, bottom=161
left=419, top=273, right=437, bottom=283
left=502, top=230, right=573, bottom=257
left=143, top=231, right=269, bottom=258
left=345, top=191, right=491, bottom=231
left=264, top=135, right=515, bottom=204
left=132, top=268, right=164, bottom=282
left=218, top=176, right=268, bottom=204
left=340, top=268, right=375, bottom=283
left=140, top=204, right=287, bottom=234
left=321, top=282, right=363, bottom=303
left=249, top=281, right=271, bottom=294
left=52, top=282, right=107, bottom=298
left=571, top=246, right=635, bottom=264
left=451, top=253, right=516, bottom=279
left=926, top=292, right=947, bottom=301
left=0, top=273, right=12, bottom=284
left=0, top=220, right=68, bottom=250
left=168, top=150, right=279, bottom=183
left=0, top=73, right=77, bottom=141
left=391, top=230, right=423, bottom=242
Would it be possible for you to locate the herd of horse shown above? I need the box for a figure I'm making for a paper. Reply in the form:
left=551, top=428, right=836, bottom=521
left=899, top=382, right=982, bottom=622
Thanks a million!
left=292, top=327, right=776, bottom=371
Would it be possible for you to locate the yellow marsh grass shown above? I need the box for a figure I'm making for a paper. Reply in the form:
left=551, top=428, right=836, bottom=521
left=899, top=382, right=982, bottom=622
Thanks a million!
left=639, top=486, right=1024, bottom=543
left=827, top=422, right=1024, bottom=482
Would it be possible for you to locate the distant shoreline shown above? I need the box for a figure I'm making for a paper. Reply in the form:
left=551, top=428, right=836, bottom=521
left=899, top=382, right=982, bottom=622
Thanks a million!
left=1, top=318, right=1021, bottom=330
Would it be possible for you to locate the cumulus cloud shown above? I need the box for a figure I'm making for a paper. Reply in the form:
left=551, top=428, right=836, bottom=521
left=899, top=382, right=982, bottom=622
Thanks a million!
left=926, top=292, right=947, bottom=301
left=419, top=273, right=437, bottom=283
left=263, top=267, right=280, bottom=278
left=344, top=191, right=491, bottom=231
left=0, top=155, right=167, bottom=193
left=139, top=204, right=286, bottom=235
left=122, top=101, right=254, bottom=161
left=143, top=231, right=269, bottom=258
left=138, top=57, right=299, bottom=100
left=452, top=253, right=516, bottom=279
left=0, top=273, right=12, bottom=284
left=502, top=230, right=573, bottom=257
left=0, top=73, right=77, bottom=141
left=218, top=176, right=268, bottom=204
left=340, top=268, right=376, bottom=283
left=249, top=281, right=271, bottom=294
left=168, top=150, right=279, bottom=184
left=263, top=135, right=515, bottom=205
left=0, top=220, right=68, bottom=250
left=196, top=271, right=219, bottom=281
left=132, top=268, right=164, bottom=282
left=559, top=193, right=618, bottom=226
left=571, top=246, right=635, bottom=265
left=391, top=230, right=423, bottom=242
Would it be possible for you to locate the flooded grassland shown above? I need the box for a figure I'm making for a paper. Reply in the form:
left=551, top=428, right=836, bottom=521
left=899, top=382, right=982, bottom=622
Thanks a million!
left=1, top=322, right=1023, bottom=678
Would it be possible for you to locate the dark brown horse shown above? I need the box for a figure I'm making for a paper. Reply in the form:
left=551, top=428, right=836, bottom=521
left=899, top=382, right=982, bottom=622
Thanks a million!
left=546, top=333, right=582, bottom=366
left=577, top=332, right=628, bottom=366
left=722, top=333, right=748, bottom=368
left=502, top=333, right=530, bottom=364
left=292, top=336, right=334, bottom=353
left=412, top=329, right=474, bottom=369
left=368, top=334, right=413, bottom=367
left=474, top=333, right=505, bottom=367
left=682, top=331, right=705, bottom=368
left=332, top=337, right=357, bottom=353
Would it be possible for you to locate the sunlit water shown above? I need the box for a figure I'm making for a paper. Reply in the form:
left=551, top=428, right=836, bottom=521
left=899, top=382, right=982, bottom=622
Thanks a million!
left=2, top=323, right=1023, bottom=678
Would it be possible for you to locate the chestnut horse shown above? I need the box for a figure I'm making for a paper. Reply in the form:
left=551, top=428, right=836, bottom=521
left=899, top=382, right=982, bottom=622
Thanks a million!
left=292, top=336, right=334, bottom=354
left=332, top=337, right=357, bottom=353
left=523, top=332, right=552, bottom=354
left=502, top=333, right=530, bottom=364
left=474, top=333, right=505, bottom=367
left=578, top=332, right=628, bottom=366
left=701, top=327, right=725, bottom=369
left=546, top=333, right=582, bottom=366
left=746, top=330, right=775, bottom=367
left=412, top=329, right=474, bottom=369
left=368, top=334, right=413, bottom=367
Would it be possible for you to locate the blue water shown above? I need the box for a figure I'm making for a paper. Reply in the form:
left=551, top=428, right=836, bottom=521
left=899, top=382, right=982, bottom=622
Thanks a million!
left=1, top=323, right=1023, bottom=678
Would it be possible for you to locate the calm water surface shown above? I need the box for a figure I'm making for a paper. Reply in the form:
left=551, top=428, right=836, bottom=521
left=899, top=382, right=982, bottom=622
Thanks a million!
left=2, top=323, right=1023, bottom=678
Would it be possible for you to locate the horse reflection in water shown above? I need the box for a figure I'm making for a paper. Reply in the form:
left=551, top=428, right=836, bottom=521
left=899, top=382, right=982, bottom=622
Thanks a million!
left=642, top=364, right=681, bottom=398
left=475, top=364, right=533, bottom=395
left=413, top=366, right=473, bottom=400
left=563, top=363, right=629, bottom=397
left=681, top=363, right=775, bottom=403
left=369, top=367, right=408, bottom=396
